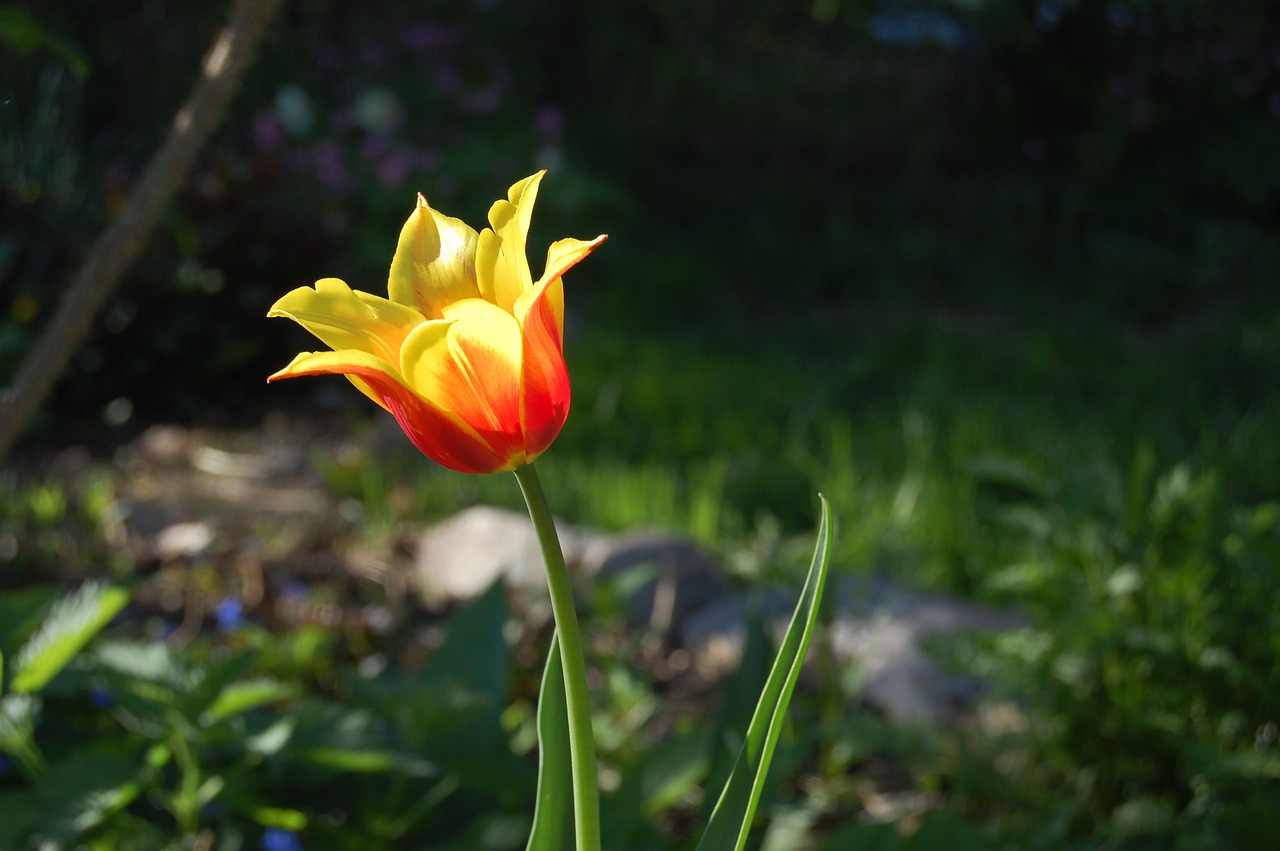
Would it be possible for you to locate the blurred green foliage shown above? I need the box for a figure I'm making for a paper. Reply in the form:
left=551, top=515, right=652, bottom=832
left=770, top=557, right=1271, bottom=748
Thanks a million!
left=0, top=580, right=530, bottom=849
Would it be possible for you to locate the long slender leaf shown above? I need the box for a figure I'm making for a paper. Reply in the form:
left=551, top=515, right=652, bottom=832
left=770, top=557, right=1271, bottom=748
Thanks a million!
left=10, top=582, right=128, bottom=694
left=525, top=635, right=575, bottom=851
left=696, top=495, right=833, bottom=851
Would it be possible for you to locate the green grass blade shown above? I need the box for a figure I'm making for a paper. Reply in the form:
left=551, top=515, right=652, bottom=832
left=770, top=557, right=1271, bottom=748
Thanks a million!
left=525, top=634, right=575, bottom=851
left=696, top=495, right=833, bottom=851
left=10, top=582, right=128, bottom=694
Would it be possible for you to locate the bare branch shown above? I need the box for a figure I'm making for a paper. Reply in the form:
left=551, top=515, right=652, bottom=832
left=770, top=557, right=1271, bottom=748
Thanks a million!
left=0, top=0, right=285, bottom=458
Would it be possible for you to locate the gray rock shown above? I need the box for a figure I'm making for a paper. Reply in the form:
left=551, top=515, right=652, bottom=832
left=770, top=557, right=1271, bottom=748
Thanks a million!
left=827, top=575, right=1024, bottom=723
left=412, top=505, right=1025, bottom=726
left=676, top=586, right=796, bottom=679
left=411, top=506, right=589, bottom=606
left=829, top=612, right=980, bottom=725
left=578, top=531, right=728, bottom=633
left=678, top=574, right=1024, bottom=725
left=411, top=507, right=725, bottom=633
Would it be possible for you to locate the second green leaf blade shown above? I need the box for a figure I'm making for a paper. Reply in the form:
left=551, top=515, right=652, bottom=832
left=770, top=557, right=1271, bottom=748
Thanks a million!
left=696, top=495, right=834, bottom=851
left=525, top=634, right=574, bottom=851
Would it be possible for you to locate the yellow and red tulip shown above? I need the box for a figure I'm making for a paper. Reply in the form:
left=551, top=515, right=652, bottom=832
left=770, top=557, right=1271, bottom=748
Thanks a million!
left=268, top=171, right=606, bottom=473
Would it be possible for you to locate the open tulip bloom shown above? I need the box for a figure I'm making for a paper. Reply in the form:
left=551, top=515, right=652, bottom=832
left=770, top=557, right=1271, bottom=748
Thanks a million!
left=269, top=173, right=832, bottom=851
left=268, top=170, right=605, bottom=474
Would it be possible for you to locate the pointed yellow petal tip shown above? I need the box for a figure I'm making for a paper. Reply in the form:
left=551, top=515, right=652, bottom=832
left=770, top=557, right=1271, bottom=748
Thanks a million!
left=504, top=171, right=545, bottom=207
left=266, top=351, right=321, bottom=382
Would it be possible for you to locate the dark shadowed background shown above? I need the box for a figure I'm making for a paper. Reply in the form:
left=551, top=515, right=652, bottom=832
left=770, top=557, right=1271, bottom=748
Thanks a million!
left=4, top=0, right=1278, bottom=442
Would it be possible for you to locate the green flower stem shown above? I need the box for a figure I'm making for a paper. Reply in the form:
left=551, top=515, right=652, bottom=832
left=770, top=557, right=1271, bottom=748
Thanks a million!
left=513, top=463, right=600, bottom=851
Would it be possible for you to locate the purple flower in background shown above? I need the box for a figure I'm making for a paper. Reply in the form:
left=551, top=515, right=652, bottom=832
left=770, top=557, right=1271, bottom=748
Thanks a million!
left=434, top=66, right=462, bottom=96
left=375, top=150, right=419, bottom=187
left=535, top=106, right=564, bottom=145
left=280, top=580, right=308, bottom=602
left=317, top=45, right=345, bottom=74
left=251, top=110, right=286, bottom=153
left=309, top=141, right=351, bottom=195
left=361, top=133, right=392, bottom=162
left=216, top=597, right=244, bottom=633
left=458, top=60, right=511, bottom=115
left=462, top=84, right=504, bottom=115
left=400, top=22, right=458, bottom=53
left=261, top=828, right=302, bottom=851
left=330, top=105, right=356, bottom=132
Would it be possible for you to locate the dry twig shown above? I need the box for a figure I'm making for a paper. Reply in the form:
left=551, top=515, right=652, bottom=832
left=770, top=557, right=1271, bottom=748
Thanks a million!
left=0, top=0, right=285, bottom=458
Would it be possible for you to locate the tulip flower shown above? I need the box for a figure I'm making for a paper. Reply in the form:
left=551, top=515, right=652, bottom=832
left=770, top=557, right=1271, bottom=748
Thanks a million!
left=267, top=171, right=606, bottom=473
left=267, top=173, right=831, bottom=851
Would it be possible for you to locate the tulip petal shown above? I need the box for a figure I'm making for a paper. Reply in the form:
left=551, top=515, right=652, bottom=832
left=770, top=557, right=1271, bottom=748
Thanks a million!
left=268, top=349, right=509, bottom=474
left=269, top=278, right=425, bottom=366
left=514, top=277, right=571, bottom=456
left=267, top=349, right=399, bottom=410
left=517, top=234, right=608, bottom=347
left=388, top=194, right=481, bottom=318
left=538, top=235, right=608, bottom=290
left=476, top=171, right=543, bottom=314
left=401, top=300, right=528, bottom=466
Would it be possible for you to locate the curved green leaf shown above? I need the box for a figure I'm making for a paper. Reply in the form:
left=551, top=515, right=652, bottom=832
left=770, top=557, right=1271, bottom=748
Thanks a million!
left=525, top=635, right=574, bottom=851
left=200, top=677, right=296, bottom=727
left=696, top=495, right=833, bottom=851
left=11, top=582, right=128, bottom=694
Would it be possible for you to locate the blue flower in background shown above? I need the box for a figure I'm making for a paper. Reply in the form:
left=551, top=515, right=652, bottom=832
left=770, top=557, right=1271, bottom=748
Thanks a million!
left=261, top=828, right=302, bottom=851
left=0, top=754, right=12, bottom=776
left=216, top=597, right=245, bottom=633
left=88, top=686, right=114, bottom=708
